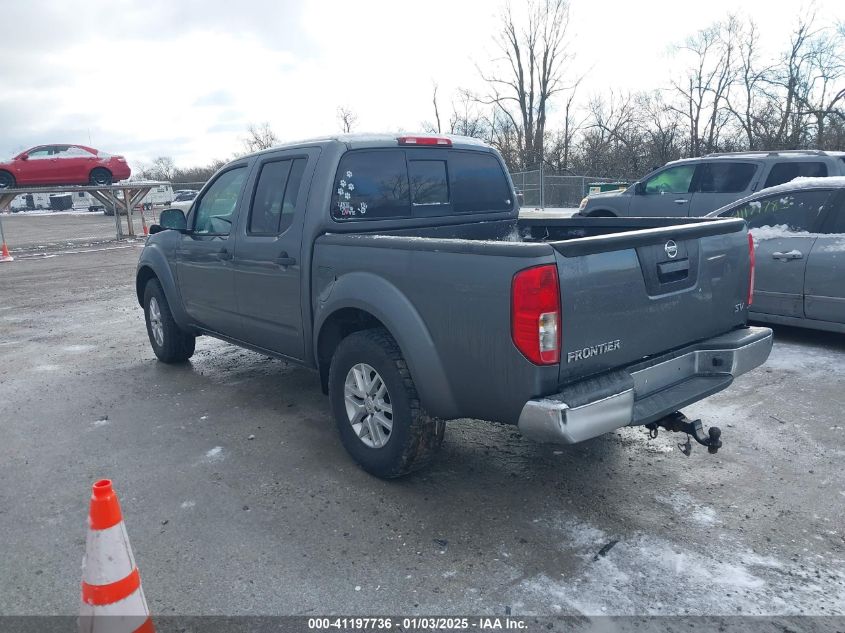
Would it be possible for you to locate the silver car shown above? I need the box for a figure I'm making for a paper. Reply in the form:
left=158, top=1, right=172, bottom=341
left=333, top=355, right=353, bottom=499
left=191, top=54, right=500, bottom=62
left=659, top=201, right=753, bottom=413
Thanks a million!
left=708, top=177, right=845, bottom=333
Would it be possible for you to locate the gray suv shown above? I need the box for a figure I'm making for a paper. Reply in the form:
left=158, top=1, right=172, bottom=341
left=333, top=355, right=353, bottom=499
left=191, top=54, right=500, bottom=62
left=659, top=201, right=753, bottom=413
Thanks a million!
left=579, top=150, right=845, bottom=218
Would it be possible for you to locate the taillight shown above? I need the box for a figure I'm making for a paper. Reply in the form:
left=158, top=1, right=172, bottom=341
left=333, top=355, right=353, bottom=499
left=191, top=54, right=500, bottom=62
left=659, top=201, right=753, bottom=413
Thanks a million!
left=747, top=232, right=755, bottom=306
left=397, top=136, right=452, bottom=146
left=512, top=264, right=561, bottom=365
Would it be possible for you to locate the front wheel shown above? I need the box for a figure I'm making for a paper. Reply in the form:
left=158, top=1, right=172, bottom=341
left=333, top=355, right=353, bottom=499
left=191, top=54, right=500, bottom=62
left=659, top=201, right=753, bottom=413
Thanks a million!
left=143, top=279, right=195, bottom=363
left=0, top=172, right=15, bottom=189
left=89, top=168, right=113, bottom=186
left=328, top=328, right=445, bottom=478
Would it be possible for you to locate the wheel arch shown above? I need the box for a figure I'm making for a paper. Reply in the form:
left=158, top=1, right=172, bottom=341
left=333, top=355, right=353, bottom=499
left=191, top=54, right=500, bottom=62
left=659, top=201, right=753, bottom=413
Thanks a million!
left=586, top=208, right=618, bottom=217
left=136, top=244, right=191, bottom=329
left=314, top=273, right=459, bottom=419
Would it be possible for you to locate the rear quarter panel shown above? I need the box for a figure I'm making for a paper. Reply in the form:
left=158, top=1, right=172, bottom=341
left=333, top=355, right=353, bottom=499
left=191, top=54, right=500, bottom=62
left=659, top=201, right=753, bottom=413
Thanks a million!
left=313, top=236, right=560, bottom=423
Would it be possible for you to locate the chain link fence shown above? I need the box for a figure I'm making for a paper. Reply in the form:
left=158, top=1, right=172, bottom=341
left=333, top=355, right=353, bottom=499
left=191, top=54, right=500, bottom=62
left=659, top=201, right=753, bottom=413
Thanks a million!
left=509, top=169, right=628, bottom=210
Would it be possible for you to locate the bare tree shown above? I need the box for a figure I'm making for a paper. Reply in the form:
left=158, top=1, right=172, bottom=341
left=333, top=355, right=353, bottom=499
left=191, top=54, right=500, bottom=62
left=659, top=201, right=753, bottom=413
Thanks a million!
left=139, top=156, right=176, bottom=181
left=431, top=83, right=442, bottom=134
left=476, top=0, right=574, bottom=168
left=242, top=122, right=279, bottom=153
left=669, top=17, right=740, bottom=156
left=337, top=106, right=358, bottom=133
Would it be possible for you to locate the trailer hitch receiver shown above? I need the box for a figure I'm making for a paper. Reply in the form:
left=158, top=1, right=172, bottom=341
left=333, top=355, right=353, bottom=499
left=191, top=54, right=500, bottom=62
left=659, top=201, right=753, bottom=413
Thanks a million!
left=645, top=411, right=722, bottom=456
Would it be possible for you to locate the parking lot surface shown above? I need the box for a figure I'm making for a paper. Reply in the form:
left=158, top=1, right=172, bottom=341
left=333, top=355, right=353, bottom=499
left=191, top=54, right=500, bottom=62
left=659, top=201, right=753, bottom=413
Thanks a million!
left=0, top=240, right=843, bottom=617
left=1, top=211, right=149, bottom=252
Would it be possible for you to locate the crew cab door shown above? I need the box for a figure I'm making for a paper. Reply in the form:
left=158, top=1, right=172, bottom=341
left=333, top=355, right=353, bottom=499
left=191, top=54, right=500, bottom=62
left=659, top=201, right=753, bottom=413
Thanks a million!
left=230, top=148, right=319, bottom=359
left=719, top=189, right=832, bottom=317
left=629, top=163, right=697, bottom=217
left=804, top=189, right=845, bottom=324
left=177, top=165, right=249, bottom=334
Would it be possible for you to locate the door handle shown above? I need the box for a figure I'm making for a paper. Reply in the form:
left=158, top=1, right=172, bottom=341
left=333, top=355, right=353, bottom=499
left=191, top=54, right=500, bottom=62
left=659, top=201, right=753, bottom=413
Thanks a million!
left=673, top=199, right=688, bottom=204
left=772, top=250, right=803, bottom=261
left=216, top=248, right=232, bottom=261
left=275, top=252, right=297, bottom=267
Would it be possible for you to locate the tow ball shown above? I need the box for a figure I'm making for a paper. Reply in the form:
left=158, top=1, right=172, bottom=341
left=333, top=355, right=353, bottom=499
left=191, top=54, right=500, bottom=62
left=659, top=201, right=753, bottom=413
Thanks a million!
left=645, top=411, right=722, bottom=456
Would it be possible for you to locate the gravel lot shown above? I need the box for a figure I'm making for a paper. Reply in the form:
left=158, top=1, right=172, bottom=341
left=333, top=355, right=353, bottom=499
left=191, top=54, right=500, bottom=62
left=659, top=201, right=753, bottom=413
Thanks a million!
left=0, top=223, right=843, bottom=619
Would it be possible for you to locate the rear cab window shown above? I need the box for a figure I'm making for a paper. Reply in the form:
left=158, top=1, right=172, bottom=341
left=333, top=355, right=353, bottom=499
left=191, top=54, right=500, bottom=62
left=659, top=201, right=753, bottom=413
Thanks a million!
left=331, top=148, right=512, bottom=221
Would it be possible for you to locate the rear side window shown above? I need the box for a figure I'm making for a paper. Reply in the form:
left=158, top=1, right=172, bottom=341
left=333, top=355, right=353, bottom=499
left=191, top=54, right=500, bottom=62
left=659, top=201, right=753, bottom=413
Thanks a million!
left=449, top=152, right=512, bottom=213
left=697, top=162, right=756, bottom=193
left=764, top=162, right=828, bottom=188
left=723, top=190, right=831, bottom=232
left=248, top=158, right=307, bottom=235
left=331, top=150, right=409, bottom=220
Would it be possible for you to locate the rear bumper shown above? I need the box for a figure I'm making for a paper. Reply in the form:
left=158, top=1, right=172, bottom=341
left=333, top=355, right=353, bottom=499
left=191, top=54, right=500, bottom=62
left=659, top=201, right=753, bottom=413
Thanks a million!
left=517, top=326, right=773, bottom=444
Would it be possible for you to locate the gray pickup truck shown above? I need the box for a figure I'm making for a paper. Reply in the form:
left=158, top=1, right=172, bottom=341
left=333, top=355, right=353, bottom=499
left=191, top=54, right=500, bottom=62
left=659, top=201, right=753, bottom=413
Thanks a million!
left=136, top=134, right=773, bottom=477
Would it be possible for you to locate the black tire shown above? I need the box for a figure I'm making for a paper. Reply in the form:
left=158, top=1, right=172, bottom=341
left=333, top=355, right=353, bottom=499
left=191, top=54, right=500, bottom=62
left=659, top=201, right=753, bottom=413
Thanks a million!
left=89, top=168, right=113, bottom=186
left=143, top=279, right=195, bottom=363
left=0, top=171, right=15, bottom=189
left=328, top=328, right=445, bottom=478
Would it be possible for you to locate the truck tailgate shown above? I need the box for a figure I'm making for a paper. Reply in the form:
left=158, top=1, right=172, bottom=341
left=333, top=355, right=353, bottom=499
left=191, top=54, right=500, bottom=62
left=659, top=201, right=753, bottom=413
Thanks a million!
left=551, top=219, right=751, bottom=383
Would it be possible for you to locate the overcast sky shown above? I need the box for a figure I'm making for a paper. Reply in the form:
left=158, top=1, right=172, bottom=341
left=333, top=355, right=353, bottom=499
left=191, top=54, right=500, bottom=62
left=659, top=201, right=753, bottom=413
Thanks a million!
left=1, top=0, right=840, bottom=169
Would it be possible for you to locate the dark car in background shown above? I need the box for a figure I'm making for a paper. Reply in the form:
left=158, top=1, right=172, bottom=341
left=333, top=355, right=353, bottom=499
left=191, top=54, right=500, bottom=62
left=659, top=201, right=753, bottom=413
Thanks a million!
left=0, top=144, right=131, bottom=189
left=708, top=177, right=845, bottom=334
left=579, top=150, right=845, bottom=218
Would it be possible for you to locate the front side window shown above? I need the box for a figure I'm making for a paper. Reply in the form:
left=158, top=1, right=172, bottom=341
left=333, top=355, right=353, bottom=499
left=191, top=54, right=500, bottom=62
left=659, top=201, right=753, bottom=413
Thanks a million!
left=697, top=162, right=757, bottom=193
left=644, top=164, right=696, bottom=194
left=764, top=161, right=828, bottom=188
left=331, top=150, right=409, bottom=220
left=723, top=190, right=832, bottom=233
left=248, top=158, right=307, bottom=235
left=193, top=167, right=247, bottom=235
left=26, top=148, right=53, bottom=160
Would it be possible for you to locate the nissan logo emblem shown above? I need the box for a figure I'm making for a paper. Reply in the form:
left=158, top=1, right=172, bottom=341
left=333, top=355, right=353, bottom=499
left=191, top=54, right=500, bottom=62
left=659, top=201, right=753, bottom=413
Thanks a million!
left=665, top=240, right=678, bottom=259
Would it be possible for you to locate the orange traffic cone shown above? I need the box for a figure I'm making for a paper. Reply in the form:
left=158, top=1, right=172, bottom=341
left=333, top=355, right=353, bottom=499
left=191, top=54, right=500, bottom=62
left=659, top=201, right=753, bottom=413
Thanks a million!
left=79, top=480, right=154, bottom=633
left=0, top=241, right=12, bottom=263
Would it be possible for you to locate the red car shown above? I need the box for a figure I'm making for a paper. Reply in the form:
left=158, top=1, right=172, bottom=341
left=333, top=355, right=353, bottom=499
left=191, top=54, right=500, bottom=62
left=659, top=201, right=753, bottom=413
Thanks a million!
left=0, top=144, right=131, bottom=189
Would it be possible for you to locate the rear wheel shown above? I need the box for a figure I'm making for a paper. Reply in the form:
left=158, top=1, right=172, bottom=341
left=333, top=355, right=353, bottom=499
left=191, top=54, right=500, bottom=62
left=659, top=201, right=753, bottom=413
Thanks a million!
left=329, top=328, right=445, bottom=478
left=0, top=172, right=15, bottom=189
left=89, top=168, right=112, bottom=186
left=143, top=279, right=195, bottom=363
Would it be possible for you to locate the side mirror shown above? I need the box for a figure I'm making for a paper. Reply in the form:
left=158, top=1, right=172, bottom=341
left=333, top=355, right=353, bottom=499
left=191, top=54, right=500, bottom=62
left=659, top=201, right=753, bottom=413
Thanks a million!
left=19, top=154, right=28, bottom=161
left=157, top=208, right=188, bottom=232
left=634, top=182, right=645, bottom=195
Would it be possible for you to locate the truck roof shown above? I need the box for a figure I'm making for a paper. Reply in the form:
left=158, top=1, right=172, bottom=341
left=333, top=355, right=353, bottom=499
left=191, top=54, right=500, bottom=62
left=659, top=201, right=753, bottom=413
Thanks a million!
left=240, top=133, right=493, bottom=159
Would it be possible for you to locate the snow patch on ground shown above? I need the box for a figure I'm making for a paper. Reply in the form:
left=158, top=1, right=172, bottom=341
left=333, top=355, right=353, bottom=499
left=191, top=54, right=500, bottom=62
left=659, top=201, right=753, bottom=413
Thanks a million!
left=655, top=491, right=720, bottom=526
left=515, top=518, right=845, bottom=615
left=63, top=344, right=94, bottom=353
left=204, top=446, right=224, bottom=462
left=761, top=339, right=845, bottom=377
